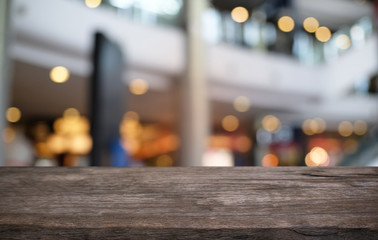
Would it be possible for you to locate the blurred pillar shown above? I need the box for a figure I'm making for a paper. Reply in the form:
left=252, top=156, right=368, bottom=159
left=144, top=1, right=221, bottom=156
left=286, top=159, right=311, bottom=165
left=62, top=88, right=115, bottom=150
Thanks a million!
left=179, top=0, right=210, bottom=166
left=0, top=0, right=11, bottom=165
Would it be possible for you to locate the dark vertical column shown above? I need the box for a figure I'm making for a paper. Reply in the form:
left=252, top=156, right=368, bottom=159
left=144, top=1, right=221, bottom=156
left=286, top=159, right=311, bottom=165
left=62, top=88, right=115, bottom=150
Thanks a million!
left=90, top=33, right=124, bottom=166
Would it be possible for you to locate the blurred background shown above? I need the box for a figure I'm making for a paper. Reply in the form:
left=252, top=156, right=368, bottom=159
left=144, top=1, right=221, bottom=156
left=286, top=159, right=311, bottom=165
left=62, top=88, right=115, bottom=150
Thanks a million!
left=0, top=0, right=377, bottom=167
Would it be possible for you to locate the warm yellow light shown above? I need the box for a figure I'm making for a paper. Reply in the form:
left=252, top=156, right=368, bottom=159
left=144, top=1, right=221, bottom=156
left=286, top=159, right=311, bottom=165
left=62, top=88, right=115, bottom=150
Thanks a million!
left=233, top=96, right=251, bottom=112
left=156, top=154, right=173, bottom=167
left=63, top=108, right=80, bottom=118
left=302, top=118, right=326, bottom=135
left=278, top=16, right=295, bottom=33
left=309, top=147, right=328, bottom=165
left=129, top=79, right=149, bottom=95
left=305, top=153, right=317, bottom=167
left=47, top=134, right=67, bottom=154
left=67, top=134, right=93, bottom=155
left=309, top=119, right=319, bottom=134
left=353, top=120, right=367, bottom=136
left=53, top=116, right=90, bottom=135
left=123, top=111, right=140, bottom=121
left=222, top=115, right=239, bottom=132
left=262, top=154, right=279, bottom=167
left=336, top=34, right=351, bottom=50
left=303, top=17, right=319, bottom=33
left=314, top=118, right=326, bottom=134
left=120, top=121, right=142, bottom=139
left=50, top=66, right=70, bottom=83
left=231, top=7, right=249, bottom=23
left=302, top=119, right=314, bottom=135
left=338, top=121, right=353, bottom=137
left=85, top=0, right=102, bottom=8
left=6, top=107, right=21, bottom=123
left=315, top=26, right=332, bottom=42
left=2, top=126, right=15, bottom=143
left=262, top=115, right=281, bottom=133
left=306, top=147, right=329, bottom=166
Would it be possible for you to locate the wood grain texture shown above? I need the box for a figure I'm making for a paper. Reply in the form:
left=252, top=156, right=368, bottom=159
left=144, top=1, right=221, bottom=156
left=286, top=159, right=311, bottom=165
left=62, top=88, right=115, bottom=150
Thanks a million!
left=0, top=167, right=377, bottom=239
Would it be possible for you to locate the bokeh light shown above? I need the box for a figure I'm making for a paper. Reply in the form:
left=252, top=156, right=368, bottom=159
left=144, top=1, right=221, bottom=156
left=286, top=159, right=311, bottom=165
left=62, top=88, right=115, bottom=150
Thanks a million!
left=53, top=116, right=90, bottom=135
left=302, top=119, right=314, bottom=135
left=353, top=120, right=367, bottom=136
left=233, top=96, right=251, bottom=112
left=309, top=147, right=328, bottom=165
left=262, top=115, right=281, bottom=133
left=222, top=115, right=239, bottom=132
left=67, top=134, right=93, bottom=155
left=85, top=0, right=102, bottom=8
left=47, top=134, right=67, bottom=154
left=305, top=147, right=329, bottom=166
left=129, top=78, right=149, bottom=95
left=202, top=149, right=234, bottom=166
left=302, top=118, right=326, bottom=135
left=338, top=121, right=353, bottom=137
left=314, top=118, right=327, bottom=134
left=2, top=126, right=15, bottom=143
left=278, top=16, right=295, bottom=33
left=315, top=26, right=332, bottom=42
left=124, top=111, right=140, bottom=121
left=262, top=153, right=279, bottom=167
left=234, top=135, right=252, bottom=153
left=50, top=66, right=69, bottom=83
left=6, top=107, right=22, bottom=123
left=231, top=7, right=249, bottom=23
left=336, top=34, right=351, bottom=50
left=303, top=17, right=319, bottom=33
left=63, top=108, right=80, bottom=118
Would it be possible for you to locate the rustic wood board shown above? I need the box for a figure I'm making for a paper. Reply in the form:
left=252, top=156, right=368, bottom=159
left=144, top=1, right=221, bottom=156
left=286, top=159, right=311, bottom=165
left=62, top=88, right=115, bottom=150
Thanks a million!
left=0, top=167, right=377, bottom=239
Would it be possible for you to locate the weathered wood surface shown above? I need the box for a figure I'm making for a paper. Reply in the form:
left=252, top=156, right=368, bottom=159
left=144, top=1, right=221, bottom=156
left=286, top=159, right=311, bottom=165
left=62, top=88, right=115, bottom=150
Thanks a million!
left=0, top=167, right=377, bottom=239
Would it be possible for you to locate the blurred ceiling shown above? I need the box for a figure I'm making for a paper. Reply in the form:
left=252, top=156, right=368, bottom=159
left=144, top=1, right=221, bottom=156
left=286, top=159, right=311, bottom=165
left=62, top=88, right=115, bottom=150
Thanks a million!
left=211, top=0, right=374, bottom=30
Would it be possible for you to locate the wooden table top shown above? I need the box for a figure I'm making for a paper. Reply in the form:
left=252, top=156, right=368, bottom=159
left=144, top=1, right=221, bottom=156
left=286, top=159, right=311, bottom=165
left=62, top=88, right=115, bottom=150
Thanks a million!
left=0, top=167, right=377, bottom=239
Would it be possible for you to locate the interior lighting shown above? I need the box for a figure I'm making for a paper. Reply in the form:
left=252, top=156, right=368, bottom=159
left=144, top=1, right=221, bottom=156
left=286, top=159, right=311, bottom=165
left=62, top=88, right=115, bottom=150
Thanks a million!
left=336, top=34, right=351, bottom=50
left=303, top=17, right=319, bottom=33
left=262, top=115, right=281, bottom=133
left=233, top=96, right=251, bottom=112
left=129, top=79, right=149, bottom=95
left=278, top=16, right=295, bottom=32
left=85, top=0, right=102, bottom=8
left=338, top=121, right=353, bottom=137
left=315, top=26, right=332, bottom=42
left=231, top=7, right=249, bottom=23
left=50, top=66, right=70, bottom=83
left=262, top=154, right=279, bottom=167
left=222, top=115, right=239, bottom=132
left=6, top=107, right=21, bottom=123
left=353, top=120, right=367, bottom=136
